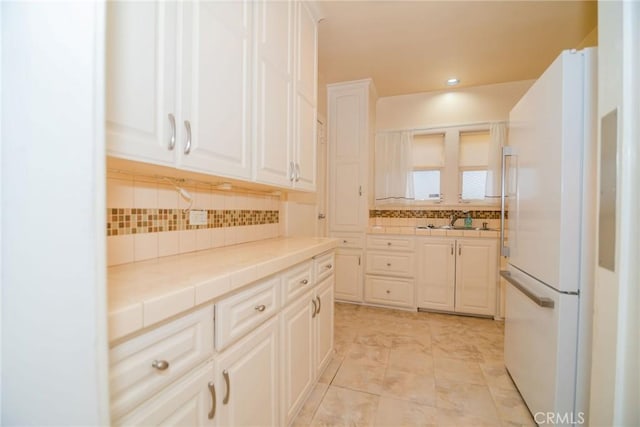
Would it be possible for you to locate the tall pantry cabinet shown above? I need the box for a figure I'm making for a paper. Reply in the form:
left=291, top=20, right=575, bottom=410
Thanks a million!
left=327, top=79, right=377, bottom=302
left=106, top=0, right=320, bottom=191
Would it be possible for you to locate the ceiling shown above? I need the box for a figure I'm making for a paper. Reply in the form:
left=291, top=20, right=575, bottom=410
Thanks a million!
left=317, top=1, right=597, bottom=97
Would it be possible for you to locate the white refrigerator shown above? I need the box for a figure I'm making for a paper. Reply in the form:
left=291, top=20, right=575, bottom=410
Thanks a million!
left=501, top=48, right=597, bottom=426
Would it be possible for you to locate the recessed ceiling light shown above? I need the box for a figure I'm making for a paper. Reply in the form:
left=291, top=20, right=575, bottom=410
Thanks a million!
left=447, top=78, right=460, bottom=86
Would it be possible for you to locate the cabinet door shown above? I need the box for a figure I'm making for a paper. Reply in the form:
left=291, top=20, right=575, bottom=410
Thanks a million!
left=106, top=1, right=178, bottom=166
left=315, top=276, right=335, bottom=377
left=329, top=161, right=365, bottom=231
left=254, top=0, right=294, bottom=187
left=281, top=291, right=315, bottom=425
left=180, top=0, right=252, bottom=179
left=113, top=362, right=215, bottom=427
left=292, top=2, right=318, bottom=191
left=417, top=239, right=455, bottom=311
left=334, top=249, right=363, bottom=302
left=216, top=317, right=279, bottom=427
left=455, top=239, right=498, bottom=316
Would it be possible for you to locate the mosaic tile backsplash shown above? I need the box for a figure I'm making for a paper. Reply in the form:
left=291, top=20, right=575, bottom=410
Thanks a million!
left=369, top=209, right=506, bottom=219
left=107, top=208, right=279, bottom=237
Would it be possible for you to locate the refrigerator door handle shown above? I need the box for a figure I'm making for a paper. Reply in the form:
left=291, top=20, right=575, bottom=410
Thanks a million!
left=500, top=270, right=555, bottom=308
left=501, top=146, right=515, bottom=257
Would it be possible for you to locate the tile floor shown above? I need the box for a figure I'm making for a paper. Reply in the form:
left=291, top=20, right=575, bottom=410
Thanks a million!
left=292, top=303, right=536, bottom=427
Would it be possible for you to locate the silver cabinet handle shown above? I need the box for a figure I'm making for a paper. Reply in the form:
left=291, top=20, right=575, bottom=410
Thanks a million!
left=501, top=147, right=515, bottom=256
left=316, top=296, right=321, bottom=314
left=295, top=163, right=300, bottom=182
left=450, top=244, right=454, bottom=255
left=254, top=304, right=266, bottom=312
left=222, top=369, right=230, bottom=404
left=168, top=113, right=176, bottom=150
left=300, top=279, right=309, bottom=285
left=386, top=290, right=390, bottom=294
left=325, top=264, right=332, bottom=270
left=289, top=161, right=295, bottom=182
left=459, top=245, right=462, bottom=256
left=359, top=185, right=362, bottom=196
left=500, top=271, right=555, bottom=308
left=343, top=239, right=348, bottom=244
left=183, top=120, right=192, bottom=154
left=387, top=242, right=392, bottom=246
left=386, top=262, right=391, bottom=267
left=207, top=381, right=216, bottom=420
left=151, top=359, right=169, bottom=370
left=311, top=299, right=317, bottom=318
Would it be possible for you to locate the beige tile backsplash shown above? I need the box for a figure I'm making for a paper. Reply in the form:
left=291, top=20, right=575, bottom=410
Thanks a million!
left=107, top=174, right=282, bottom=266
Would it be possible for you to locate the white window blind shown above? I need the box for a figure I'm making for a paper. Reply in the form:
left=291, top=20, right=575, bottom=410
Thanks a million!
left=459, top=131, right=490, bottom=167
left=412, top=133, right=444, bottom=169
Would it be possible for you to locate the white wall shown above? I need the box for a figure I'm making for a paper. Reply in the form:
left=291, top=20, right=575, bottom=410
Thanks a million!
left=590, top=1, right=640, bottom=426
left=376, top=80, right=534, bottom=131
left=1, top=2, right=109, bottom=424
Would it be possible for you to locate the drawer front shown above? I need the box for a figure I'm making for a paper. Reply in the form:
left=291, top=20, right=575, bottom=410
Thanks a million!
left=334, top=235, right=364, bottom=248
left=367, top=235, right=415, bottom=251
left=366, top=251, right=415, bottom=277
left=314, top=251, right=335, bottom=284
left=365, top=276, right=414, bottom=308
left=215, top=276, right=280, bottom=351
left=282, top=260, right=314, bottom=305
left=109, top=305, right=214, bottom=420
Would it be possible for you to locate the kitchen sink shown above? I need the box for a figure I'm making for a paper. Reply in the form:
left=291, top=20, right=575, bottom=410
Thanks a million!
left=415, top=225, right=497, bottom=231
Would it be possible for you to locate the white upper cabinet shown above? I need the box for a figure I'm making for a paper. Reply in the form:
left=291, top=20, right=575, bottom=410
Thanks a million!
left=106, top=1, right=178, bottom=166
left=254, top=0, right=318, bottom=191
left=107, top=0, right=319, bottom=191
left=180, top=0, right=253, bottom=179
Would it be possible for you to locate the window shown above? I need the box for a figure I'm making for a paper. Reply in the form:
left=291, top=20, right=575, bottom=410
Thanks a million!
left=459, top=130, right=490, bottom=201
left=412, top=133, right=444, bottom=201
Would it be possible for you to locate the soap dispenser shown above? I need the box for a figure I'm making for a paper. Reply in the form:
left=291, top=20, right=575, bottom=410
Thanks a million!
left=464, top=212, right=473, bottom=228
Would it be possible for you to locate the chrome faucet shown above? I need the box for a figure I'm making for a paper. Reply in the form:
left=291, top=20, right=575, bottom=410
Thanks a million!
left=450, top=210, right=469, bottom=227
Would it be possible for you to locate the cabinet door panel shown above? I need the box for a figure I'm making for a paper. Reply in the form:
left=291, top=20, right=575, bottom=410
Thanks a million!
left=455, top=239, right=497, bottom=316
left=180, top=0, right=252, bottom=179
left=315, top=277, right=335, bottom=377
left=364, top=276, right=414, bottom=308
left=254, top=0, right=294, bottom=187
left=330, top=162, right=363, bottom=231
left=417, top=239, right=455, bottom=311
left=106, top=1, right=177, bottom=165
left=294, top=94, right=316, bottom=190
left=334, top=249, right=363, bottom=302
left=216, top=318, right=279, bottom=427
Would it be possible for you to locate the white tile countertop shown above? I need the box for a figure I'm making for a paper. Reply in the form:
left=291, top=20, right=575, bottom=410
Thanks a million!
left=108, top=237, right=338, bottom=343
left=368, top=226, right=500, bottom=238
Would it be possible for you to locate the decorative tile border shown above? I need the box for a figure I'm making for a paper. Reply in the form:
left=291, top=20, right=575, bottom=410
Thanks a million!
left=107, top=208, right=279, bottom=237
left=369, top=209, right=506, bottom=219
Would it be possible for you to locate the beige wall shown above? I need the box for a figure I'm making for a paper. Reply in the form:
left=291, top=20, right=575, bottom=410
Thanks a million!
left=376, top=80, right=534, bottom=131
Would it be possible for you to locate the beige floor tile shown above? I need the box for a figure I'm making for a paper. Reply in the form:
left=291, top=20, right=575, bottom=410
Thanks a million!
left=310, top=386, right=379, bottom=426
left=388, top=348, right=434, bottom=375
left=382, top=367, right=437, bottom=406
left=318, top=355, right=343, bottom=384
left=490, top=386, right=536, bottom=426
left=355, top=330, right=395, bottom=348
left=437, top=407, right=502, bottom=427
left=436, top=379, right=500, bottom=421
left=432, top=341, right=484, bottom=362
left=479, top=362, right=516, bottom=391
left=391, top=334, right=432, bottom=352
left=434, top=357, right=486, bottom=385
left=345, top=343, right=391, bottom=366
left=291, top=382, right=329, bottom=426
left=332, top=360, right=387, bottom=394
left=374, top=396, right=438, bottom=427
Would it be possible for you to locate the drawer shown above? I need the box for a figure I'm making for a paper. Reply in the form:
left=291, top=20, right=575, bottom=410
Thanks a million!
left=215, top=276, right=280, bottom=351
left=365, top=276, right=414, bottom=308
left=367, top=235, right=415, bottom=251
left=314, top=251, right=335, bottom=284
left=366, top=251, right=415, bottom=277
left=334, top=235, right=364, bottom=248
left=282, top=260, right=314, bottom=305
left=109, top=305, right=214, bottom=420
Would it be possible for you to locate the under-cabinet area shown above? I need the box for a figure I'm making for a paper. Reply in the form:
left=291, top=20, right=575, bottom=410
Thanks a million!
left=334, top=232, right=499, bottom=317
left=107, top=238, right=336, bottom=426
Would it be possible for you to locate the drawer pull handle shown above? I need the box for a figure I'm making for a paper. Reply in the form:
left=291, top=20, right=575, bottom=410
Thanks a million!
left=311, top=299, right=317, bottom=318
left=300, top=279, right=309, bottom=285
left=254, top=304, right=266, bottom=312
left=386, top=263, right=391, bottom=267
left=343, top=239, right=348, bottom=244
left=207, top=381, right=216, bottom=420
left=386, top=290, right=390, bottom=294
left=151, top=359, right=170, bottom=371
left=325, top=264, right=332, bottom=270
left=316, top=296, right=321, bottom=314
left=387, top=242, right=392, bottom=246
left=222, top=370, right=230, bottom=405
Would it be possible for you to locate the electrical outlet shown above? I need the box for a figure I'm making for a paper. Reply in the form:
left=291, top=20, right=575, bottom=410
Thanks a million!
left=189, top=210, right=207, bottom=226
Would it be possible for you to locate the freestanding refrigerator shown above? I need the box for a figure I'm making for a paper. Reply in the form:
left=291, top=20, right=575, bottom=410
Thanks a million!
left=500, top=48, right=597, bottom=426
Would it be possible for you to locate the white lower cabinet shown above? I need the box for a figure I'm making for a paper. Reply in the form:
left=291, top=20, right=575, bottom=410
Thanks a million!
left=114, top=362, right=216, bottom=427
left=364, top=276, right=414, bottom=309
left=215, top=317, right=280, bottom=427
left=417, top=237, right=497, bottom=316
left=334, top=248, right=363, bottom=302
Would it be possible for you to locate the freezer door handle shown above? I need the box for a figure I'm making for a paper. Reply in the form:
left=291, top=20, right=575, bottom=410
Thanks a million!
left=500, top=270, right=555, bottom=308
left=500, top=147, right=515, bottom=257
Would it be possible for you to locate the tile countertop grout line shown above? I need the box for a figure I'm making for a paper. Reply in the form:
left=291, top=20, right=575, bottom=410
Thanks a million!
left=107, top=236, right=339, bottom=343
